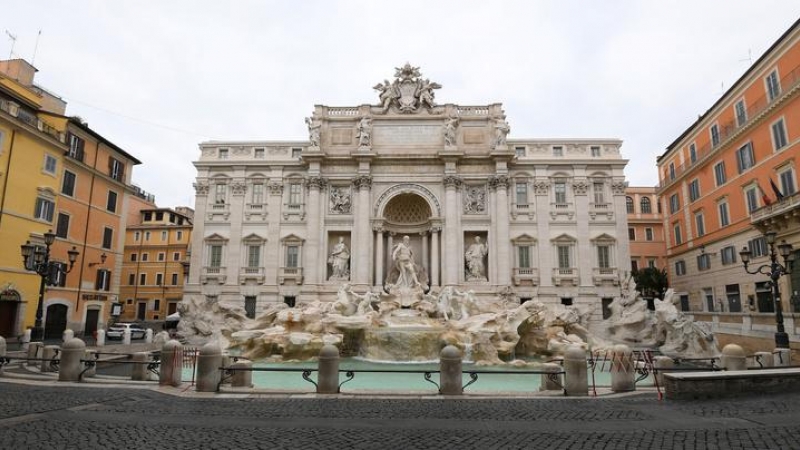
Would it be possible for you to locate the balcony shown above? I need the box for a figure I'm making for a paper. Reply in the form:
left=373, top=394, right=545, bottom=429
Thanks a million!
left=549, top=202, right=574, bottom=220
left=511, top=203, right=535, bottom=221
left=750, top=191, right=800, bottom=232
left=592, top=267, right=619, bottom=286
left=201, top=266, right=226, bottom=284
left=207, top=202, right=230, bottom=221
left=552, top=267, right=578, bottom=286
left=589, top=202, right=613, bottom=220
left=512, top=267, right=539, bottom=286
left=0, top=99, right=65, bottom=143
left=239, top=266, right=265, bottom=284
left=279, top=266, right=304, bottom=285
left=282, top=203, right=306, bottom=220
left=245, top=203, right=268, bottom=221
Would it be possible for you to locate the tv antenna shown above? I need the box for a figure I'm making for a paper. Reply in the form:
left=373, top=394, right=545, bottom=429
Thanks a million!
left=5, top=30, right=17, bottom=59
left=31, top=30, right=42, bottom=66
left=739, top=49, right=753, bottom=65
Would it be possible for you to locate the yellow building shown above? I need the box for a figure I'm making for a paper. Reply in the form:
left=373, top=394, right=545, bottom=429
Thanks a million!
left=0, top=59, right=70, bottom=338
left=119, top=207, right=193, bottom=323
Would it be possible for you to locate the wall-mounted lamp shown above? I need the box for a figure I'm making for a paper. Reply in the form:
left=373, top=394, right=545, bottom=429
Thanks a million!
left=89, top=253, right=108, bottom=267
left=699, top=244, right=716, bottom=256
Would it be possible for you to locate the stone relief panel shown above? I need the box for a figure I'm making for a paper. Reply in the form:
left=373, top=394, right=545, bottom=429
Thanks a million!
left=372, top=63, right=441, bottom=114
left=462, top=185, right=487, bottom=214
left=329, top=186, right=352, bottom=214
left=374, top=184, right=441, bottom=217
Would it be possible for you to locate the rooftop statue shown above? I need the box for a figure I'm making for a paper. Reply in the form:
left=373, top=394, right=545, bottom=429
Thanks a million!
left=373, top=63, right=441, bottom=114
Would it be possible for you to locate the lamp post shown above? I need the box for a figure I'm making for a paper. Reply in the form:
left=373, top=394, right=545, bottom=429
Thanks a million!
left=20, top=230, right=79, bottom=341
left=739, top=231, right=795, bottom=349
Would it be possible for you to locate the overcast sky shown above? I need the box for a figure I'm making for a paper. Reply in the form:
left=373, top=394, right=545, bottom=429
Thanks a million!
left=4, top=1, right=800, bottom=208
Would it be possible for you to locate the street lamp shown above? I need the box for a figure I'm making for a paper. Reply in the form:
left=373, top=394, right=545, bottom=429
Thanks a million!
left=739, top=230, right=795, bottom=349
left=20, top=230, right=79, bottom=341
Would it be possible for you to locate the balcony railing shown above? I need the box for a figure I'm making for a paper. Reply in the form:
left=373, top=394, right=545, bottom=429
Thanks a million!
left=750, top=191, right=800, bottom=226
left=279, top=266, right=304, bottom=285
left=201, top=266, right=227, bottom=284
left=592, top=267, right=619, bottom=285
left=552, top=267, right=578, bottom=286
left=512, top=267, right=539, bottom=286
left=0, top=98, right=65, bottom=143
left=239, top=266, right=265, bottom=284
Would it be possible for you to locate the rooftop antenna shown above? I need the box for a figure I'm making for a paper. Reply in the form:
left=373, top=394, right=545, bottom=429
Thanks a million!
left=739, top=49, right=753, bottom=65
left=5, top=30, right=17, bottom=59
left=31, top=30, right=42, bottom=66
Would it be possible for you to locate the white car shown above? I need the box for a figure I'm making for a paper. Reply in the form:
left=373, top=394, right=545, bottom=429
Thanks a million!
left=106, top=323, right=146, bottom=340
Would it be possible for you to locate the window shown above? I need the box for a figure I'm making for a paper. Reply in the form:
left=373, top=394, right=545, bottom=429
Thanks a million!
left=209, top=245, right=223, bottom=267
left=591, top=146, right=601, bottom=157
left=252, top=183, right=264, bottom=204
left=145, top=231, right=151, bottom=241
left=669, top=193, right=680, bottom=214
left=718, top=200, right=730, bottom=227
left=43, top=154, right=57, bottom=174
left=673, top=223, right=682, bottom=245
left=128, top=273, right=135, bottom=285
left=554, top=181, right=567, bottom=204
left=46, top=261, right=67, bottom=287
left=108, top=157, right=125, bottom=182
left=561, top=298, right=573, bottom=306
left=144, top=212, right=152, bottom=221
left=55, top=213, right=70, bottom=238
left=130, top=253, right=137, bottom=262
left=141, top=253, right=149, bottom=262
left=157, top=252, right=165, bottom=262
left=34, top=197, right=55, bottom=221
left=153, top=299, right=161, bottom=311
left=669, top=163, right=675, bottom=180
left=139, top=273, right=146, bottom=286
left=645, top=227, right=654, bottom=241
left=288, top=182, right=302, bottom=205
left=134, top=231, right=140, bottom=242
left=173, top=252, right=181, bottom=261
left=779, top=168, right=796, bottom=196
left=161, top=231, right=167, bottom=241
left=736, top=143, right=755, bottom=173
left=714, top=161, right=727, bottom=186
left=67, top=133, right=85, bottom=161
left=552, top=146, right=563, bottom=157
left=286, top=245, right=299, bottom=268
left=766, top=70, right=781, bottom=101
left=102, top=227, right=113, bottom=249
left=106, top=191, right=117, bottom=213
left=721, top=246, right=737, bottom=265
left=697, top=253, right=711, bottom=270
left=557, top=245, right=571, bottom=269
left=735, top=99, right=747, bottom=126
left=628, top=227, right=636, bottom=241
left=626, top=196, right=634, bottom=213
left=744, top=185, right=759, bottom=213
left=284, top=296, right=296, bottom=307
left=640, top=197, right=651, bottom=213
left=768, top=119, right=788, bottom=153
left=171, top=273, right=179, bottom=285
left=95, top=269, right=111, bottom=291
left=177, top=231, right=183, bottom=241
left=518, top=246, right=531, bottom=268
left=247, top=245, right=261, bottom=268
left=245, top=296, right=257, bottom=319
left=515, top=146, right=525, bottom=157
left=218, top=148, right=229, bottom=159
left=215, top=184, right=226, bottom=204
left=689, top=143, right=697, bottom=163
left=515, top=182, right=528, bottom=206
left=675, top=260, right=686, bottom=276
left=648, top=259, right=656, bottom=269
left=695, top=212, right=705, bottom=237
left=597, top=245, right=610, bottom=269
left=156, top=273, right=163, bottom=286
left=749, top=236, right=768, bottom=258
left=726, top=284, right=742, bottom=313
left=61, top=171, right=76, bottom=196
left=688, top=179, right=700, bottom=202
left=254, top=148, right=265, bottom=159
left=631, top=259, right=639, bottom=272
left=593, top=183, right=605, bottom=204
left=710, top=124, right=720, bottom=147
left=292, top=148, right=302, bottom=158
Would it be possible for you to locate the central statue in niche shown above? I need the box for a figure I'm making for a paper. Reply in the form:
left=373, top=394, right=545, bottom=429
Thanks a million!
left=384, top=235, right=429, bottom=307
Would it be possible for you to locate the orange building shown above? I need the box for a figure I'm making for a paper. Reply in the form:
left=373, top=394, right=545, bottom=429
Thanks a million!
left=119, top=207, right=193, bottom=323
left=656, top=19, right=800, bottom=329
left=625, top=187, right=667, bottom=273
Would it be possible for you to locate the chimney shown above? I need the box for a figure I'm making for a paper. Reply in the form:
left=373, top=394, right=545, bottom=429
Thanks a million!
left=0, top=59, right=38, bottom=86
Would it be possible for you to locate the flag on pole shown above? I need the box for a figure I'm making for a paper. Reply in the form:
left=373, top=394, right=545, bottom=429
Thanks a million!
left=770, top=178, right=785, bottom=200
left=758, top=183, right=772, bottom=206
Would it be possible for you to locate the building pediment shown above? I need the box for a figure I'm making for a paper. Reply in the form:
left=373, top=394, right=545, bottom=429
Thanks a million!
left=204, top=233, right=228, bottom=242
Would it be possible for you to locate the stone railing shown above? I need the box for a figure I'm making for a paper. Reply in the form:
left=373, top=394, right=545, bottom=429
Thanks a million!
left=552, top=267, right=578, bottom=286
left=201, top=266, right=227, bottom=284
left=592, top=268, right=619, bottom=285
left=457, top=106, right=490, bottom=116
left=279, top=267, right=304, bottom=285
left=687, top=311, right=800, bottom=340
left=750, top=191, right=800, bottom=223
left=512, top=267, right=539, bottom=286
left=239, top=267, right=265, bottom=284
left=328, top=107, right=360, bottom=116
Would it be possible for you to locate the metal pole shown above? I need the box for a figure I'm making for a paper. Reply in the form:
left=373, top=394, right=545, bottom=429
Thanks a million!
left=32, top=274, right=46, bottom=341
left=771, top=245, right=789, bottom=349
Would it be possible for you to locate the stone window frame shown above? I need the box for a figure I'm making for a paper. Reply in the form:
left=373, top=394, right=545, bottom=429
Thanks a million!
left=590, top=234, right=617, bottom=270
left=770, top=116, right=789, bottom=152
left=242, top=233, right=267, bottom=269
left=511, top=234, right=537, bottom=269
left=551, top=234, right=577, bottom=270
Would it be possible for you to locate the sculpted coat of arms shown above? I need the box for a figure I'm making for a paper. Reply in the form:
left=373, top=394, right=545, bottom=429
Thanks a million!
left=373, top=63, right=441, bottom=114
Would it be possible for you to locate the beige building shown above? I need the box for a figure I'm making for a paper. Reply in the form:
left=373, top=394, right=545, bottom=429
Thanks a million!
left=625, top=186, right=668, bottom=273
left=184, top=65, right=630, bottom=319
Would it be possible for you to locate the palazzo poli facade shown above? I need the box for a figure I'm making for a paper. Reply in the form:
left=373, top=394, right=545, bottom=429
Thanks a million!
left=184, top=65, right=631, bottom=318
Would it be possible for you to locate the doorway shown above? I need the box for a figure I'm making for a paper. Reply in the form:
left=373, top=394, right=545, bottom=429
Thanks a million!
left=84, top=308, right=100, bottom=337
left=44, top=304, right=68, bottom=340
left=0, top=300, right=18, bottom=337
left=136, top=302, right=147, bottom=321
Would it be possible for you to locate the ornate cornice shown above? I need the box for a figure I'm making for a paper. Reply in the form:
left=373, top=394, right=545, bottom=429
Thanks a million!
left=268, top=182, right=284, bottom=195
left=442, top=175, right=463, bottom=189
left=352, top=175, right=373, bottom=189
left=193, top=181, right=209, bottom=195
left=230, top=180, right=247, bottom=196
left=572, top=180, right=589, bottom=195
left=533, top=180, right=549, bottom=195
left=488, top=175, right=509, bottom=190
left=611, top=180, right=627, bottom=195
left=305, top=176, right=328, bottom=190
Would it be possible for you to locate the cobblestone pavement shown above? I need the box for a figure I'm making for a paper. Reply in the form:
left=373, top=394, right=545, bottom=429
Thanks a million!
left=1, top=382, right=799, bottom=449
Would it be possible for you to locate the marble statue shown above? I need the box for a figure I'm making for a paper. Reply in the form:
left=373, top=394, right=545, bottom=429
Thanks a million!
left=463, top=186, right=486, bottom=214
left=373, top=79, right=398, bottom=113
left=391, top=235, right=420, bottom=289
left=305, top=117, right=321, bottom=147
left=329, top=187, right=351, bottom=214
left=372, top=64, right=441, bottom=114
left=328, top=237, right=350, bottom=281
left=356, top=117, right=372, bottom=147
left=443, top=116, right=458, bottom=147
left=493, top=117, right=510, bottom=148
left=417, top=78, right=441, bottom=109
left=465, top=236, right=488, bottom=281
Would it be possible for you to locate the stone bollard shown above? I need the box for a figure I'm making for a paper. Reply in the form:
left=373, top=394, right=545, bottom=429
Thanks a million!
left=58, top=338, right=86, bottom=382
left=774, top=348, right=792, bottom=367
left=220, top=355, right=233, bottom=385
left=539, top=362, right=563, bottom=391
left=63, top=329, right=74, bottom=343
left=96, top=329, right=105, bottom=347
left=439, top=345, right=463, bottom=395
left=720, top=344, right=747, bottom=371
left=317, top=344, right=340, bottom=394
left=230, top=360, right=253, bottom=388
left=755, top=351, right=774, bottom=368
left=564, top=345, right=588, bottom=396
left=21, top=329, right=31, bottom=352
left=0, top=336, right=5, bottom=376
left=153, top=331, right=170, bottom=346
left=159, top=340, right=183, bottom=387
left=122, top=328, right=132, bottom=346
left=653, top=356, right=675, bottom=387
left=195, top=342, right=222, bottom=392
left=41, top=345, right=60, bottom=373
left=611, top=344, right=635, bottom=393
left=145, top=329, right=153, bottom=344
left=131, top=352, right=150, bottom=381
left=27, top=342, right=42, bottom=367
left=83, top=350, right=97, bottom=378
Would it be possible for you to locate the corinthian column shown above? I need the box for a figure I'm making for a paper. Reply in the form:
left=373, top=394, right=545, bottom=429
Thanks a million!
left=353, top=176, right=372, bottom=286
left=490, top=175, right=511, bottom=286
left=443, top=175, right=462, bottom=285
left=305, top=176, right=326, bottom=285
left=430, top=225, right=440, bottom=287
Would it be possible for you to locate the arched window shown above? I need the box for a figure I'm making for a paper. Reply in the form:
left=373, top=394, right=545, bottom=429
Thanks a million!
left=625, top=196, right=634, bottom=214
left=640, top=197, right=652, bottom=214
